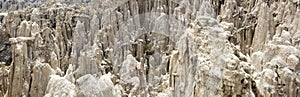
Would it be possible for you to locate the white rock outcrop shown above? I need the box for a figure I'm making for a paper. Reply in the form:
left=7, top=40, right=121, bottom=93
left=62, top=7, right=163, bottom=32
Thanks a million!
left=0, top=0, right=299, bottom=97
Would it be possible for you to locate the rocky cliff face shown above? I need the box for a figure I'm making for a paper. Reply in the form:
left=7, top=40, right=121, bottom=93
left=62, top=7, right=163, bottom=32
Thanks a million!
left=0, top=0, right=300, bottom=97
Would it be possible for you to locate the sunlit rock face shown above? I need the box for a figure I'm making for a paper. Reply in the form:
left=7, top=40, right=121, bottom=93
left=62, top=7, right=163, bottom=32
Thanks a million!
left=0, top=0, right=300, bottom=97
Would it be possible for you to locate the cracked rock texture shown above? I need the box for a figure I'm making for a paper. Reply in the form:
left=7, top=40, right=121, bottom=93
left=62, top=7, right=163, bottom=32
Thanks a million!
left=0, top=0, right=300, bottom=97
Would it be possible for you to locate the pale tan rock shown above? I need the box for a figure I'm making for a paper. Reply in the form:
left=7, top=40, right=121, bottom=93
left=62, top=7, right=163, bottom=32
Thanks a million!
left=0, top=0, right=300, bottom=97
left=44, top=75, right=76, bottom=97
left=30, top=62, right=55, bottom=97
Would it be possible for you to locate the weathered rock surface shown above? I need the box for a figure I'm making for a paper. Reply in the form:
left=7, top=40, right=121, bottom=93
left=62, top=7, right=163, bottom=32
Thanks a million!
left=0, top=0, right=300, bottom=97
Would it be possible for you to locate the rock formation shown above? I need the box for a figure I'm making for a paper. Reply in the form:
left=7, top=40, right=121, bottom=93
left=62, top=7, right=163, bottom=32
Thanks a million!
left=0, top=0, right=300, bottom=97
